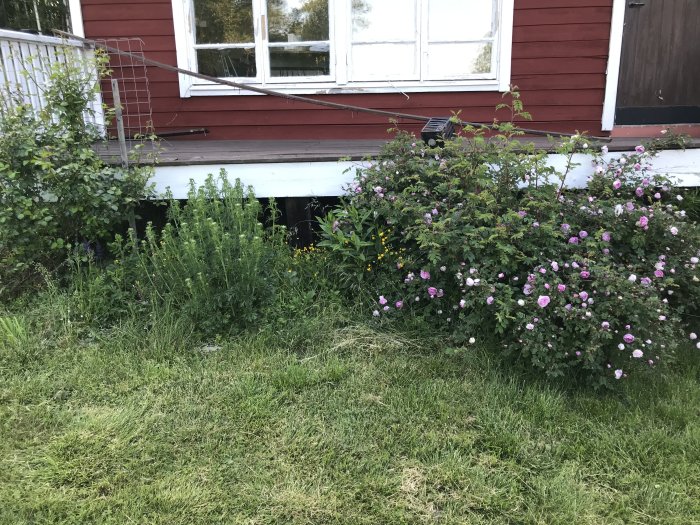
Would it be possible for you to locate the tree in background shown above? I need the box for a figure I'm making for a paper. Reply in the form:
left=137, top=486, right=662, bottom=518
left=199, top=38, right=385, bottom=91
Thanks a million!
left=0, top=0, right=70, bottom=33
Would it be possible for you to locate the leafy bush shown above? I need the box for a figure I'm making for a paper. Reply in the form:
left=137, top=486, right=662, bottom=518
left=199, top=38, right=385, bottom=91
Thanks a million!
left=105, top=173, right=290, bottom=337
left=0, top=50, right=152, bottom=298
left=319, top=102, right=700, bottom=388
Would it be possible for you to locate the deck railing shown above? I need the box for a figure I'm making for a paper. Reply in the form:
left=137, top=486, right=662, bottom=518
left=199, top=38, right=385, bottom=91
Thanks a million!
left=0, top=28, right=104, bottom=131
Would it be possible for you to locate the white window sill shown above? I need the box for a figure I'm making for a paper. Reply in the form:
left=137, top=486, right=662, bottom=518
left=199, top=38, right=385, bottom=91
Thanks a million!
left=185, top=79, right=507, bottom=97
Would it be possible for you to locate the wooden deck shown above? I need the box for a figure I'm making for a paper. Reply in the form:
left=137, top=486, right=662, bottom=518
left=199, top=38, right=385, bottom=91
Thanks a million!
left=95, top=137, right=700, bottom=166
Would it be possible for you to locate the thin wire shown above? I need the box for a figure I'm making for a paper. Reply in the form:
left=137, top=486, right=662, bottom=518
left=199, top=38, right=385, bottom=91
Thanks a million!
left=53, top=29, right=612, bottom=141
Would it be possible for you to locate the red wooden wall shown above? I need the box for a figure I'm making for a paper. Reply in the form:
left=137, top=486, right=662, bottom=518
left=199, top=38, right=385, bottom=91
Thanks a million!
left=81, top=0, right=613, bottom=140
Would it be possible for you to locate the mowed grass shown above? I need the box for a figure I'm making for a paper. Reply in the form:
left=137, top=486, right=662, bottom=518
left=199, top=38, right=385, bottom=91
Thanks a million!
left=1, top=317, right=699, bottom=524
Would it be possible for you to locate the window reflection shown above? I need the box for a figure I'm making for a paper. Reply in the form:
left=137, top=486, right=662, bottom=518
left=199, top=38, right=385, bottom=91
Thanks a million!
left=194, top=0, right=255, bottom=44
left=268, top=0, right=331, bottom=77
left=268, top=0, right=330, bottom=43
left=197, top=48, right=257, bottom=77
left=270, top=45, right=330, bottom=76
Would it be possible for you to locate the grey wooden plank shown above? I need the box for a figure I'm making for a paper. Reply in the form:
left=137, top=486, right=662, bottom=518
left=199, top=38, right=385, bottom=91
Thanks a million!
left=96, top=137, right=700, bottom=166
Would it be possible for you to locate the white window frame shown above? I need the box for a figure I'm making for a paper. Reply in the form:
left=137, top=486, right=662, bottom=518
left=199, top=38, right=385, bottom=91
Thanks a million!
left=171, top=0, right=514, bottom=97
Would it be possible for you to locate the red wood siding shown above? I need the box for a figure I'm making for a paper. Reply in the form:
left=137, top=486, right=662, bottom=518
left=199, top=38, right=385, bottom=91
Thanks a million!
left=81, top=0, right=613, bottom=139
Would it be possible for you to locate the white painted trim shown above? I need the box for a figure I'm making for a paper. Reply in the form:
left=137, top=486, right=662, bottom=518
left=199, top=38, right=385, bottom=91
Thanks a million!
left=0, top=28, right=81, bottom=47
left=171, top=0, right=195, bottom=98
left=188, top=80, right=503, bottom=97
left=151, top=161, right=360, bottom=198
left=602, top=0, right=626, bottom=131
left=67, top=0, right=85, bottom=38
left=171, top=0, right=515, bottom=98
left=498, top=0, right=514, bottom=92
left=150, top=149, right=700, bottom=199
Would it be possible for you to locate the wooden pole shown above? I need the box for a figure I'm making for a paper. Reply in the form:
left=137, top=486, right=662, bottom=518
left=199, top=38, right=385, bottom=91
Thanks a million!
left=110, top=78, right=129, bottom=168
left=111, top=78, right=137, bottom=238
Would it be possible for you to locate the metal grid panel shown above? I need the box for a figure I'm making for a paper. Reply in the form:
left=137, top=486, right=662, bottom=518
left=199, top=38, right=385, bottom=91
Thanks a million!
left=96, top=37, right=154, bottom=138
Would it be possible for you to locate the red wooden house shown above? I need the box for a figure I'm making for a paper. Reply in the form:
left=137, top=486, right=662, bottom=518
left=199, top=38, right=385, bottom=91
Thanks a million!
left=65, top=0, right=700, bottom=199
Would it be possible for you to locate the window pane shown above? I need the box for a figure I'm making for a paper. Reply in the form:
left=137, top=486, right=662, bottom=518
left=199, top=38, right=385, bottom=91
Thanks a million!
left=194, top=0, right=255, bottom=44
left=351, top=43, right=418, bottom=80
left=268, top=0, right=329, bottom=43
left=269, top=44, right=330, bottom=76
left=428, top=0, right=494, bottom=42
left=352, top=0, right=417, bottom=42
left=426, top=42, right=492, bottom=78
left=196, top=48, right=257, bottom=77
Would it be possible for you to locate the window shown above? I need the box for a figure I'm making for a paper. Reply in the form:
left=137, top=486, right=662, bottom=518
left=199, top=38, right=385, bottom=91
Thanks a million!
left=171, top=0, right=514, bottom=96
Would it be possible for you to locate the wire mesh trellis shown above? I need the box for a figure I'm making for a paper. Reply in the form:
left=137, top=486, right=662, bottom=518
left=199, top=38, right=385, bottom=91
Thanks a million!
left=96, top=37, right=154, bottom=139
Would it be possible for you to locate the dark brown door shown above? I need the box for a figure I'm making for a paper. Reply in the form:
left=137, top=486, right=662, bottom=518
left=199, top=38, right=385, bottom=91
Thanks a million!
left=616, top=0, right=700, bottom=125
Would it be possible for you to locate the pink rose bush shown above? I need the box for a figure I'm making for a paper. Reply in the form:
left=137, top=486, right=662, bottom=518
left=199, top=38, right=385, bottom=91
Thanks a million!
left=319, top=115, right=700, bottom=388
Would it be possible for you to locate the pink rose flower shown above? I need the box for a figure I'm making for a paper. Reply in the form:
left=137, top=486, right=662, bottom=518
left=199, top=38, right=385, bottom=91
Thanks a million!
left=537, top=295, right=551, bottom=308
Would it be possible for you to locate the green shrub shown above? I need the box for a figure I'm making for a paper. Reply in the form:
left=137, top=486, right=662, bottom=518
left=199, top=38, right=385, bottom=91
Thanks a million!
left=319, top=99, right=700, bottom=388
left=107, top=173, right=290, bottom=337
left=0, top=51, right=152, bottom=298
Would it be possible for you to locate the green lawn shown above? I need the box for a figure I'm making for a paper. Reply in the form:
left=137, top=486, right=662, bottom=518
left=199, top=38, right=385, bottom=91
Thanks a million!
left=1, top=319, right=699, bottom=524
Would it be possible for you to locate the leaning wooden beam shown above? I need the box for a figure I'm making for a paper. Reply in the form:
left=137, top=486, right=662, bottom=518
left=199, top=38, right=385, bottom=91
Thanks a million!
left=53, top=29, right=611, bottom=142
